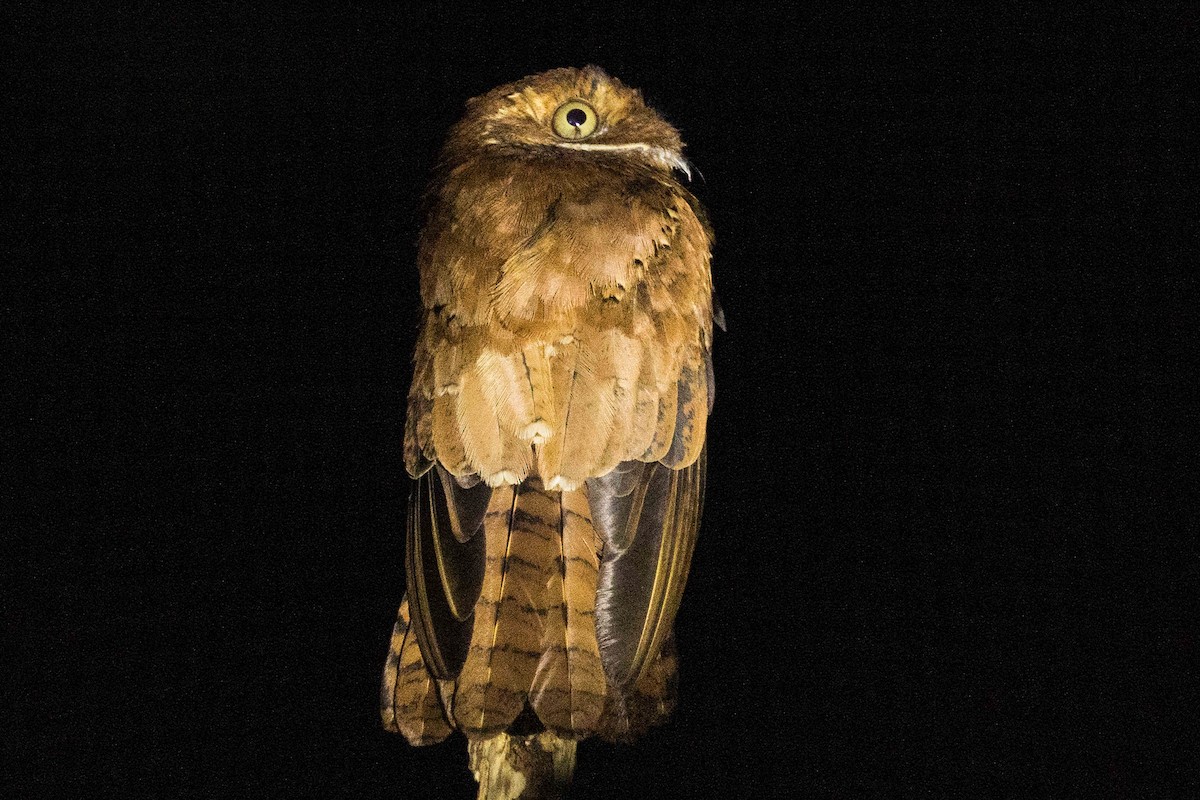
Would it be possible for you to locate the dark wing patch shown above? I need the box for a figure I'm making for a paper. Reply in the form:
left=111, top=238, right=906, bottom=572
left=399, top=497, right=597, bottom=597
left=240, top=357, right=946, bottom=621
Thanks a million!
left=405, top=467, right=491, bottom=678
left=585, top=460, right=647, bottom=554
left=704, top=346, right=715, bottom=414
left=660, top=349, right=709, bottom=469
left=712, top=291, right=726, bottom=332
left=590, top=446, right=706, bottom=687
left=437, top=465, right=491, bottom=542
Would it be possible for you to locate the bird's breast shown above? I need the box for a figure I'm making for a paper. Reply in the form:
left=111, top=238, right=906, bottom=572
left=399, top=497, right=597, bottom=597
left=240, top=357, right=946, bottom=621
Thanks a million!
left=427, top=161, right=672, bottom=326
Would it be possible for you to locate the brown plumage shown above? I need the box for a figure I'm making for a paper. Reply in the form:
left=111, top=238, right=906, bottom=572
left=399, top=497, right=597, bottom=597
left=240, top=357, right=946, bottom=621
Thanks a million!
left=382, top=66, right=716, bottom=798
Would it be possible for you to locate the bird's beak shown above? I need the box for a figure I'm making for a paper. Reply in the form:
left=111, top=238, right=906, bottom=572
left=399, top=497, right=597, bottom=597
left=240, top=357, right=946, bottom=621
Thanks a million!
left=553, top=142, right=694, bottom=181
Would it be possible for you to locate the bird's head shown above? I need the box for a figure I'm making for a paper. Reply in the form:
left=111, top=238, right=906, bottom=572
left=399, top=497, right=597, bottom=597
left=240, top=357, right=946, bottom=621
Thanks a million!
left=442, top=65, right=692, bottom=178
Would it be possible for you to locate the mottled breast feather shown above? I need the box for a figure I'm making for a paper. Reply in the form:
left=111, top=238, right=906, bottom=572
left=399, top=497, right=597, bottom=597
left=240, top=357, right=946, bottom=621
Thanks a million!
left=405, top=154, right=713, bottom=489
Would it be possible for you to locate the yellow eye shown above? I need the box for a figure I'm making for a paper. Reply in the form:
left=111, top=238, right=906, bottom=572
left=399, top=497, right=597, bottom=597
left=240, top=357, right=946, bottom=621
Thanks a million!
left=552, top=100, right=598, bottom=139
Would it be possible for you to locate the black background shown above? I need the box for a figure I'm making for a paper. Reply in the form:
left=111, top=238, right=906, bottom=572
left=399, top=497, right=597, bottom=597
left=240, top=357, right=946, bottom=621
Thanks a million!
left=7, top=5, right=1194, bottom=798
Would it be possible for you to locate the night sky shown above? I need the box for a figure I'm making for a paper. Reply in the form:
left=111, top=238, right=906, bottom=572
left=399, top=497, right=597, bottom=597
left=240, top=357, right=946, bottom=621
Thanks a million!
left=8, top=6, right=1193, bottom=798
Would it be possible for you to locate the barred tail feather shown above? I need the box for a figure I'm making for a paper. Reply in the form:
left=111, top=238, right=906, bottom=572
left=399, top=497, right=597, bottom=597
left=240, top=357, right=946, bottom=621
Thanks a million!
left=380, top=597, right=453, bottom=745
left=527, top=487, right=606, bottom=736
left=454, top=485, right=526, bottom=735
left=455, top=483, right=609, bottom=738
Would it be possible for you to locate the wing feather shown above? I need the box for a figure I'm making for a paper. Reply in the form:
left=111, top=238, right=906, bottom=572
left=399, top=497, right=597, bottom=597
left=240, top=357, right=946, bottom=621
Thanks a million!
left=475, top=349, right=535, bottom=482
left=456, top=368, right=506, bottom=481
left=556, top=339, right=616, bottom=487
left=405, top=467, right=490, bottom=678
left=642, top=378, right=678, bottom=463
left=591, top=331, right=642, bottom=478
left=404, top=352, right=435, bottom=477
left=431, top=390, right=470, bottom=477
left=661, top=345, right=709, bottom=468
left=590, top=446, right=706, bottom=687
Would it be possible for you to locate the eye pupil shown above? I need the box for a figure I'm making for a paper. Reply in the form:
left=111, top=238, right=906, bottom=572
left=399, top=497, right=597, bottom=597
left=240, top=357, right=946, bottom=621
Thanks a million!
left=565, top=108, right=588, bottom=128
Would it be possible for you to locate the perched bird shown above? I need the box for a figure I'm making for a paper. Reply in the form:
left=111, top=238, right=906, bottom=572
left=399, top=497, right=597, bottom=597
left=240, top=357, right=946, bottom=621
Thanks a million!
left=381, top=66, right=717, bottom=798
